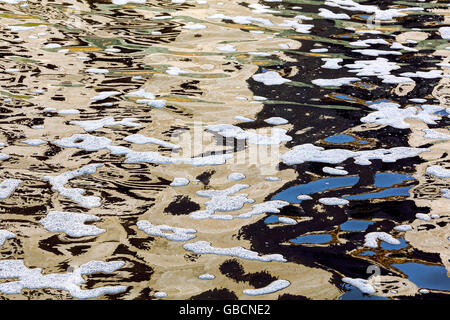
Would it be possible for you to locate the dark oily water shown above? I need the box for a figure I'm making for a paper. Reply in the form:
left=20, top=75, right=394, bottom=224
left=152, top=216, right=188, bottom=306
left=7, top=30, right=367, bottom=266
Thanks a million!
left=0, top=0, right=448, bottom=300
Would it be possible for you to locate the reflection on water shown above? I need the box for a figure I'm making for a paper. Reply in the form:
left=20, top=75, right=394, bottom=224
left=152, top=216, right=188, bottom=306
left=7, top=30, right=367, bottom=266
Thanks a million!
left=340, top=219, right=374, bottom=231
left=0, top=0, right=449, bottom=300
left=392, top=263, right=450, bottom=292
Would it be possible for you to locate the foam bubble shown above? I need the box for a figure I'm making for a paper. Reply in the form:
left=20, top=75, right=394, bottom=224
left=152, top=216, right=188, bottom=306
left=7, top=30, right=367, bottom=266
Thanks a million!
left=70, top=117, right=141, bottom=132
left=364, top=232, right=400, bottom=248
left=243, top=279, right=290, bottom=296
left=0, top=260, right=126, bottom=299
left=124, top=134, right=180, bottom=149
left=0, top=230, right=16, bottom=246
left=40, top=211, right=106, bottom=237
left=252, top=71, right=291, bottom=86
left=0, top=179, right=22, bottom=199
left=170, top=177, right=190, bottom=187
left=426, top=165, right=450, bottom=178
left=41, top=164, right=103, bottom=208
left=342, top=277, right=375, bottom=294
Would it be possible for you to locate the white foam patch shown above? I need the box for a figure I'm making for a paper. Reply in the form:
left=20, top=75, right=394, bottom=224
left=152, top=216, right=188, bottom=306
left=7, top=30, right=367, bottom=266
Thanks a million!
left=205, top=124, right=292, bottom=145
left=321, top=58, right=343, bottom=69
left=252, top=71, right=291, bottom=85
left=41, top=163, right=103, bottom=208
left=441, top=189, right=450, bottom=199
left=390, top=42, right=417, bottom=52
left=426, top=165, right=450, bottom=178
left=322, top=167, right=348, bottom=175
left=53, top=134, right=112, bottom=151
left=278, top=20, right=313, bottom=33
left=70, top=117, right=141, bottom=132
left=243, top=279, right=290, bottom=296
left=352, top=49, right=401, bottom=56
left=108, top=145, right=233, bottom=166
left=325, top=0, right=422, bottom=21
left=312, top=77, right=360, bottom=87
left=190, top=184, right=254, bottom=220
left=228, top=173, right=245, bottom=181
left=409, top=98, right=427, bottom=103
left=58, top=109, right=80, bottom=115
left=364, top=232, right=400, bottom=248
left=112, top=0, right=146, bottom=4
left=344, top=58, right=413, bottom=84
left=394, top=224, right=412, bottom=232
left=318, top=8, right=350, bottom=20
left=183, top=241, right=286, bottom=262
left=297, top=194, right=313, bottom=200
left=237, top=200, right=289, bottom=219
left=361, top=102, right=443, bottom=129
left=415, top=213, right=431, bottom=221
left=124, top=134, right=180, bottom=149
left=349, top=39, right=389, bottom=47
left=127, top=89, right=155, bottom=100
left=0, top=260, right=126, bottom=299
left=53, top=133, right=231, bottom=169
left=0, top=0, right=27, bottom=4
left=105, top=48, right=121, bottom=53
left=342, top=277, right=375, bottom=294
left=248, top=3, right=278, bottom=14
left=423, top=129, right=450, bottom=140
left=319, top=197, right=349, bottom=205
left=278, top=217, right=297, bottom=225
left=182, top=23, right=206, bottom=30
left=310, top=48, right=328, bottom=53
left=281, top=143, right=428, bottom=166
left=265, top=177, right=281, bottom=181
left=0, top=230, right=15, bottom=246
left=137, top=98, right=167, bottom=108
left=264, top=117, right=288, bottom=125
left=166, top=66, right=189, bottom=76
left=40, top=211, right=106, bottom=237
left=86, top=68, right=108, bottom=74
left=379, top=74, right=414, bottom=84
left=91, top=91, right=120, bottom=101
left=294, top=14, right=313, bottom=21
left=208, top=13, right=273, bottom=27
left=199, top=274, right=215, bottom=280
left=234, top=116, right=254, bottom=122
left=0, top=179, right=22, bottom=199
left=400, top=70, right=442, bottom=79
left=217, top=44, right=236, bottom=52
left=439, top=27, right=450, bottom=40
left=137, top=220, right=196, bottom=241
left=248, top=51, right=271, bottom=57
left=0, top=153, right=9, bottom=161
left=154, top=291, right=167, bottom=298
left=7, top=25, right=35, bottom=32
left=170, top=177, right=190, bottom=187
left=21, top=139, right=46, bottom=146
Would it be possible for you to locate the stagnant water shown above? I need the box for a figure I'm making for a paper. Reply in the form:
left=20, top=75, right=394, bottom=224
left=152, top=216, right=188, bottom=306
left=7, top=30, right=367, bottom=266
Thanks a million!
left=0, top=0, right=449, bottom=300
